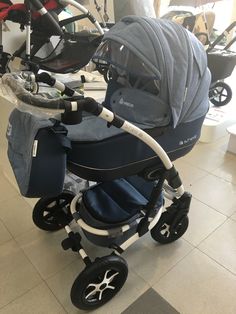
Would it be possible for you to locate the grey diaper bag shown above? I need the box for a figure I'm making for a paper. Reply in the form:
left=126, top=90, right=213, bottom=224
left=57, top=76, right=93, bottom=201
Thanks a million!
left=6, top=108, right=71, bottom=197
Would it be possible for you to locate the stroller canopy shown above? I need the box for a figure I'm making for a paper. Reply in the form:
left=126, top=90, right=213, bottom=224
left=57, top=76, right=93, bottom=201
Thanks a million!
left=93, top=16, right=211, bottom=128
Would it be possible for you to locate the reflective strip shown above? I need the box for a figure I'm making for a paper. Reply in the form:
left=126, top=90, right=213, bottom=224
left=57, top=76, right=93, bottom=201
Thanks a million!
left=71, top=101, right=78, bottom=112
left=65, top=225, right=72, bottom=234
left=54, top=81, right=65, bottom=92
left=79, top=249, right=88, bottom=259
left=98, top=107, right=114, bottom=123
left=32, top=140, right=38, bottom=157
left=38, top=7, right=47, bottom=15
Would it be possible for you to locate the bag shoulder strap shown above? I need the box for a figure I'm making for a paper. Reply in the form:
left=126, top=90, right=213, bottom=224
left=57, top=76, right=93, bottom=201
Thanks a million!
left=50, top=119, right=71, bottom=151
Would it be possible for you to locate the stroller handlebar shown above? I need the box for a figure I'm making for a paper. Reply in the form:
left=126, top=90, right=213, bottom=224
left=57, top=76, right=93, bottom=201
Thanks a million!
left=2, top=73, right=68, bottom=110
left=2, top=73, right=105, bottom=114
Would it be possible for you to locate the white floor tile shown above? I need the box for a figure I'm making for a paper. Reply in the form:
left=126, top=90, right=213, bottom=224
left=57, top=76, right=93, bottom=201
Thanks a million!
left=0, top=283, right=66, bottom=314
left=0, top=240, right=42, bottom=308
left=231, top=211, right=236, bottom=221
left=182, top=142, right=232, bottom=172
left=154, top=249, right=236, bottom=314
left=0, top=196, right=35, bottom=238
left=199, top=219, right=236, bottom=274
left=190, top=173, right=236, bottom=216
left=0, top=220, right=12, bottom=246
left=123, top=236, right=193, bottom=286
left=173, top=159, right=208, bottom=188
left=183, top=197, right=227, bottom=246
left=0, top=174, right=18, bottom=203
left=15, top=228, right=78, bottom=280
left=213, top=155, right=236, bottom=185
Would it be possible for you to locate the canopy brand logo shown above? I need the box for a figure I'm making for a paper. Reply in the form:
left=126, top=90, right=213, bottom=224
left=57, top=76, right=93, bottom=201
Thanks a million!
left=179, top=135, right=197, bottom=146
left=6, top=122, right=12, bottom=137
left=119, top=97, right=134, bottom=108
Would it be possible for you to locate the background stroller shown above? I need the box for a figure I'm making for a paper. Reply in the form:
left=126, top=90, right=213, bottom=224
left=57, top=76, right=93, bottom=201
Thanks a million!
left=4, top=17, right=211, bottom=310
left=0, top=0, right=104, bottom=77
left=163, top=10, right=236, bottom=107
left=207, top=22, right=236, bottom=106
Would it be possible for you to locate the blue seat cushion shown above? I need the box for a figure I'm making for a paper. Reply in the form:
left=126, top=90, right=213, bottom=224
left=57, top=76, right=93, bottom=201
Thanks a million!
left=82, top=176, right=163, bottom=224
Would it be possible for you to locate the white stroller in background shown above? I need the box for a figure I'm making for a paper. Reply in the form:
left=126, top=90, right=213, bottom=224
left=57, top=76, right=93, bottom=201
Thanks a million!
left=4, top=17, right=211, bottom=310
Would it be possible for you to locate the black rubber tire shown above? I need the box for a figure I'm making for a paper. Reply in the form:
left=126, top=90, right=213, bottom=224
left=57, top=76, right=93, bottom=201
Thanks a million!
left=151, top=212, right=189, bottom=244
left=32, top=191, right=74, bottom=231
left=71, top=255, right=128, bottom=310
left=209, top=82, right=232, bottom=107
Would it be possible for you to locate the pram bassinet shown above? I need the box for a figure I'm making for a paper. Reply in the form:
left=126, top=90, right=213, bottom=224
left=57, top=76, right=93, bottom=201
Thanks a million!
left=66, top=17, right=211, bottom=181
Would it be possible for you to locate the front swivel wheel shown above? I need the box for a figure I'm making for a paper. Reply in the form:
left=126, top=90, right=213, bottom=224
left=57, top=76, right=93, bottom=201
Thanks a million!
left=151, top=211, right=189, bottom=244
left=71, top=255, right=128, bottom=310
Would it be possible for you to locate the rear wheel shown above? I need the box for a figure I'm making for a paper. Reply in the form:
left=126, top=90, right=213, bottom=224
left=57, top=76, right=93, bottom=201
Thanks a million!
left=32, top=191, right=74, bottom=231
left=209, top=82, right=232, bottom=107
left=71, top=255, right=128, bottom=310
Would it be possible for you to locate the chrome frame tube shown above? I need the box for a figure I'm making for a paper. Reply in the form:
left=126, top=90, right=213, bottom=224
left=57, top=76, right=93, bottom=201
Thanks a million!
left=58, top=0, right=104, bottom=35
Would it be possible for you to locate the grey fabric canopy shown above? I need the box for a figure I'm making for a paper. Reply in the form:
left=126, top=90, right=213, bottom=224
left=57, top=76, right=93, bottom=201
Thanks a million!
left=93, top=16, right=211, bottom=129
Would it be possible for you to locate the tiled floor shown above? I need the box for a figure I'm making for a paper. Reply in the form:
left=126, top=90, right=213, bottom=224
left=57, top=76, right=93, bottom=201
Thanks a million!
left=0, top=75, right=236, bottom=313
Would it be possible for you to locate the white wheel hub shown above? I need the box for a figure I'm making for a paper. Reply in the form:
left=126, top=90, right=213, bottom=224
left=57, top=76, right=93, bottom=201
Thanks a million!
left=85, top=270, right=119, bottom=301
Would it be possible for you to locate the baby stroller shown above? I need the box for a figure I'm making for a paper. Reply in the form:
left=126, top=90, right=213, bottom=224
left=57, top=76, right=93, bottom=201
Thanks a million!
left=163, top=10, right=236, bottom=107
left=0, top=0, right=104, bottom=76
left=4, top=17, right=210, bottom=310
left=207, top=22, right=236, bottom=106
left=0, top=0, right=65, bottom=73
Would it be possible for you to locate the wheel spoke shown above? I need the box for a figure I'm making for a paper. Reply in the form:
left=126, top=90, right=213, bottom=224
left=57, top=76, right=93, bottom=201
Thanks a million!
left=106, top=285, right=115, bottom=290
left=160, top=224, right=170, bottom=237
left=104, top=270, right=110, bottom=280
left=216, top=87, right=223, bottom=93
left=47, top=201, right=57, bottom=208
left=107, top=271, right=119, bottom=283
left=60, top=200, right=69, bottom=208
left=85, top=286, right=98, bottom=300
left=87, top=283, right=98, bottom=288
left=98, top=290, right=103, bottom=301
left=44, top=212, right=54, bottom=220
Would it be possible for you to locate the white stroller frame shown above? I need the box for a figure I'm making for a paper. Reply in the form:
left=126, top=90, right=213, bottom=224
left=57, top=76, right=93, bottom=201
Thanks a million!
left=59, top=0, right=104, bottom=35
left=67, top=105, right=185, bottom=256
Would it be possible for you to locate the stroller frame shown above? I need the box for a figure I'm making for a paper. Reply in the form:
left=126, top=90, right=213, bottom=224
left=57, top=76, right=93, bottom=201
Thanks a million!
left=4, top=73, right=191, bottom=310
